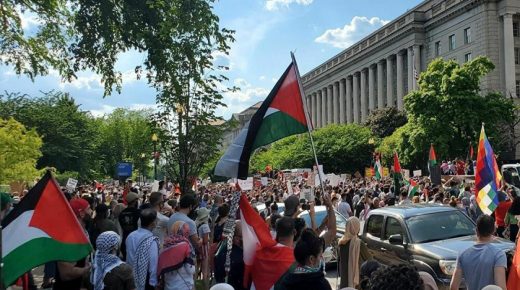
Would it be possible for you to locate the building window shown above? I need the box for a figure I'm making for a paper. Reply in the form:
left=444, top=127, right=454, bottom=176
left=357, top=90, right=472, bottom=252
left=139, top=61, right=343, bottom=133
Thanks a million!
left=517, top=80, right=520, bottom=97
left=464, top=52, right=472, bottom=62
left=464, top=28, right=471, bottom=44
left=516, top=48, right=520, bottom=65
left=449, top=34, right=456, bottom=51
left=514, top=22, right=519, bottom=37
left=435, top=41, right=441, bottom=56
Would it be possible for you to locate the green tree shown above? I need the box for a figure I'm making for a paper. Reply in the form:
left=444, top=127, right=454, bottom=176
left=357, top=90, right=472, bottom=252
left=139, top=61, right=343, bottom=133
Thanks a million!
left=0, top=91, right=98, bottom=180
left=0, top=118, right=43, bottom=184
left=250, top=124, right=376, bottom=174
left=364, top=107, right=407, bottom=138
left=386, top=56, right=515, bottom=169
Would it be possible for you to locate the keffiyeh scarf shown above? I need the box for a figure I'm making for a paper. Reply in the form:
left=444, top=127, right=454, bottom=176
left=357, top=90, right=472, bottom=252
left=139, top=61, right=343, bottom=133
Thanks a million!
left=134, top=232, right=160, bottom=290
left=91, top=231, right=123, bottom=290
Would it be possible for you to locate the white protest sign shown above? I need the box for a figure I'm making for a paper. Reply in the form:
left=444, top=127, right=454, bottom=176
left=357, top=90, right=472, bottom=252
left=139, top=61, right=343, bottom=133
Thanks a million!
left=403, top=169, right=410, bottom=179
left=328, top=174, right=340, bottom=187
left=413, top=170, right=422, bottom=177
left=151, top=180, right=160, bottom=192
left=114, top=180, right=119, bottom=187
left=261, top=177, right=268, bottom=186
left=66, top=178, right=78, bottom=191
left=300, top=187, right=315, bottom=202
left=237, top=177, right=254, bottom=191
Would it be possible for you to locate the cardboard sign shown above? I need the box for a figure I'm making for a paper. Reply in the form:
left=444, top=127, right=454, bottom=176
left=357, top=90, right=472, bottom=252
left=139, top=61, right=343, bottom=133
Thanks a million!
left=238, top=177, right=254, bottom=191
left=383, top=168, right=389, bottom=177
left=66, top=178, right=78, bottom=191
left=300, top=187, right=315, bottom=202
left=261, top=177, right=268, bottom=186
left=413, top=170, right=422, bottom=177
left=365, top=168, right=373, bottom=178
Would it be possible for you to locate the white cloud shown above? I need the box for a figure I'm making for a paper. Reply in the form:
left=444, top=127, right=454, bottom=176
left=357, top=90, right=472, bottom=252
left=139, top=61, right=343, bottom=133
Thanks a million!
left=224, top=78, right=269, bottom=102
left=48, top=69, right=141, bottom=91
left=259, top=75, right=266, bottom=81
left=315, top=16, right=390, bottom=49
left=18, top=10, right=41, bottom=30
left=89, top=103, right=157, bottom=117
left=265, top=0, right=313, bottom=11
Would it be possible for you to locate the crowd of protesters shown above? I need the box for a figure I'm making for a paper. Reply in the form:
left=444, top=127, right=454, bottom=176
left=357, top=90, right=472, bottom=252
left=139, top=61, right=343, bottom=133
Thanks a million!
left=1, top=169, right=518, bottom=290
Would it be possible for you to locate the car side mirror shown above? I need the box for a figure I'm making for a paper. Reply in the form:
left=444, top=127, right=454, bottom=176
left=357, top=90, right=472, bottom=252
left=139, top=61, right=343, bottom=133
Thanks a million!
left=389, top=234, right=403, bottom=245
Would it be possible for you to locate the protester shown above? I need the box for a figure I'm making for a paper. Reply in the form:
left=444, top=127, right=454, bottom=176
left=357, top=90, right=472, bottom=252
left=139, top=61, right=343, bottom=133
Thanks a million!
left=495, top=189, right=511, bottom=238
left=119, top=191, right=141, bottom=260
left=338, top=217, right=372, bottom=289
left=149, top=191, right=169, bottom=247
left=53, top=198, right=92, bottom=290
left=90, top=204, right=118, bottom=248
left=214, top=220, right=245, bottom=290
left=168, top=194, right=200, bottom=251
left=91, top=231, right=135, bottom=290
left=274, top=229, right=331, bottom=290
left=450, top=215, right=507, bottom=290
left=0, top=192, right=13, bottom=218
left=506, top=195, right=520, bottom=242
left=358, top=260, right=383, bottom=290
left=196, top=207, right=211, bottom=290
left=338, top=193, right=352, bottom=218
left=126, top=209, right=160, bottom=290
left=157, top=221, right=196, bottom=290
left=368, top=264, right=423, bottom=290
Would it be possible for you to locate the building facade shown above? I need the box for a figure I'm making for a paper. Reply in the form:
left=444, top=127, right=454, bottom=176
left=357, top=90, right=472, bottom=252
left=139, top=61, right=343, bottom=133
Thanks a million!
left=221, top=102, right=262, bottom=149
left=302, top=0, right=520, bottom=155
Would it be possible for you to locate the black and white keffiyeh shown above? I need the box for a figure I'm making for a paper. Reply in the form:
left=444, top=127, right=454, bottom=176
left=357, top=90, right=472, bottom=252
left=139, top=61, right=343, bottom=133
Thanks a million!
left=92, top=231, right=123, bottom=290
left=134, top=233, right=159, bottom=290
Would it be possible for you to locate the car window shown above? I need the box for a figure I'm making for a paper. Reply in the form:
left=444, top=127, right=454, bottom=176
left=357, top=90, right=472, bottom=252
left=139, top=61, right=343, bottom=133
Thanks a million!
left=406, top=210, right=475, bottom=243
left=367, top=215, right=384, bottom=238
left=384, top=217, right=404, bottom=240
left=336, top=212, right=347, bottom=229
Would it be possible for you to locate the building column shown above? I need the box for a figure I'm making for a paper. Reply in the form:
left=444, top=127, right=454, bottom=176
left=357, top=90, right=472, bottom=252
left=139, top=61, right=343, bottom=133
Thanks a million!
left=407, top=46, right=414, bottom=94
left=386, top=55, right=394, bottom=107
left=413, top=45, right=421, bottom=90
left=353, top=73, right=360, bottom=123
left=311, top=93, right=317, bottom=128
left=327, top=85, right=333, bottom=125
left=316, top=91, right=322, bottom=128
left=397, top=50, right=405, bottom=110
left=504, top=13, right=516, bottom=97
left=368, top=65, right=376, bottom=113
left=346, top=76, right=353, bottom=123
left=361, top=69, right=368, bottom=122
left=339, top=79, right=346, bottom=123
left=321, top=88, right=327, bottom=127
left=377, top=60, right=384, bottom=109
left=333, top=82, right=340, bottom=124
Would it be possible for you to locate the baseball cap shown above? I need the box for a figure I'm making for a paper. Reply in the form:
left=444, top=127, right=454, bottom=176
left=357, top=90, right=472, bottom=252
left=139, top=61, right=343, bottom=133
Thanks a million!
left=284, top=195, right=299, bottom=217
left=70, top=198, right=90, bottom=216
left=125, top=191, right=139, bottom=204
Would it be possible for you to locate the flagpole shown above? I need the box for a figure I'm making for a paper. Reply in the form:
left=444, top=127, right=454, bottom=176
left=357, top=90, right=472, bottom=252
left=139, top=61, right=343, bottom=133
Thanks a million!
left=290, top=52, right=327, bottom=198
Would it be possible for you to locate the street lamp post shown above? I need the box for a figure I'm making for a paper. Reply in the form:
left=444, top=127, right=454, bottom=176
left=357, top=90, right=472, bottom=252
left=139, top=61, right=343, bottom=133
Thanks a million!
left=152, top=133, right=158, bottom=180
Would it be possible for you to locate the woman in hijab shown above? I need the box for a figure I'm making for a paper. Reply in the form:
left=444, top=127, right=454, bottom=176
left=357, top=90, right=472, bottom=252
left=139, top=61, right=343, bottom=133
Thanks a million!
left=338, top=217, right=372, bottom=289
left=91, top=231, right=135, bottom=290
left=157, top=221, right=196, bottom=290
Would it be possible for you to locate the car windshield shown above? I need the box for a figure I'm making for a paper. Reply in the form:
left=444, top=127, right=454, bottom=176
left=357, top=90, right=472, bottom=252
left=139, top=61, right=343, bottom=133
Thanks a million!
left=300, top=210, right=347, bottom=231
left=405, top=210, right=475, bottom=243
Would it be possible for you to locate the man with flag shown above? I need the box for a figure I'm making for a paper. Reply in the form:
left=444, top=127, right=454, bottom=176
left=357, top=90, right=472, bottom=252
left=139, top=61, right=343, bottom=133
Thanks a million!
left=1, top=171, right=92, bottom=289
left=428, top=144, right=442, bottom=186
left=393, top=152, right=402, bottom=198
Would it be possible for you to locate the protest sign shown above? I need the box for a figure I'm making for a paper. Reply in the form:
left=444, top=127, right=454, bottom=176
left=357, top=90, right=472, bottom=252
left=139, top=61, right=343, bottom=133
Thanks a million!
left=307, top=172, right=315, bottom=187
left=413, top=170, right=422, bottom=177
left=383, top=167, right=389, bottom=177
left=403, top=169, right=410, bottom=179
left=300, top=187, right=315, bottom=202
left=354, top=171, right=362, bottom=178
left=66, top=178, right=78, bottom=191
left=328, top=174, right=340, bottom=187
left=261, top=177, right=268, bottom=186
left=238, top=177, right=254, bottom=191
left=151, top=180, right=160, bottom=192
left=365, top=168, right=373, bottom=178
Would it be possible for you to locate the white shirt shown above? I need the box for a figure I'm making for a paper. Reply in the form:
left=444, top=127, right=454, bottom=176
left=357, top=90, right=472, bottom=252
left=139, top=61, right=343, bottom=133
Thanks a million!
left=153, top=212, right=169, bottom=248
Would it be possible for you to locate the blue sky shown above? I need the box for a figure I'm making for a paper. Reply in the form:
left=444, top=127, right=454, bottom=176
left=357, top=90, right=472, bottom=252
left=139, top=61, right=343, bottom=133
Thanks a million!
left=0, top=0, right=422, bottom=119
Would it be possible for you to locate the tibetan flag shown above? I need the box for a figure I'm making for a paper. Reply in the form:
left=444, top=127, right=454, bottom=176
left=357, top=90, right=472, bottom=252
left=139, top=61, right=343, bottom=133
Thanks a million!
left=393, top=152, right=402, bottom=194
left=1, top=171, right=91, bottom=287
left=475, top=125, right=502, bottom=215
left=214, top=60, right=309, bottom=179
left=374, top=159, right=383, bottom=180
left=239, top=194, right=289, bottom=290
left=428, top=144, right=442, bottom=186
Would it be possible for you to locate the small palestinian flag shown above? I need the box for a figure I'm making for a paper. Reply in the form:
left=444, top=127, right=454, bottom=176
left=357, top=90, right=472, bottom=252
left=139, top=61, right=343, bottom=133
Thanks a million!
left=374, top=159, right=383, bottom=180
left=2, top=171, right=91, bottom=287
left=428, top=144, right=442, bottom=186
left=429, top=144, right=437, bottom=167
left=406, top=178, right=420, bottom=198
left=393, top=152, right=402, bottom=194
left=215, top=58, right=309, bottom=179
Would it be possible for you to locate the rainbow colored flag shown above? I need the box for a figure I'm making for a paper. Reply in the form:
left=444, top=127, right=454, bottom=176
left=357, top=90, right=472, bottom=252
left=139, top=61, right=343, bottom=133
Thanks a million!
left=475, top=125, right=502, bottom=215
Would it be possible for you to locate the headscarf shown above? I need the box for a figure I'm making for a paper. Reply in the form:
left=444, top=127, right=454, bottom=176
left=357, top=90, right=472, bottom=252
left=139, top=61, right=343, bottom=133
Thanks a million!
left=338, top=217, right=361, bottom=287
left=157, top=221, right=195, bottom=277
left=91, top=231, right=123, bottom=290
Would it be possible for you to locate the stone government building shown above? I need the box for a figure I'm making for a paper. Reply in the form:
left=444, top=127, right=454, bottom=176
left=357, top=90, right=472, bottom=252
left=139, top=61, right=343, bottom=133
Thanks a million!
left=301, top=0, right=520, bottom=157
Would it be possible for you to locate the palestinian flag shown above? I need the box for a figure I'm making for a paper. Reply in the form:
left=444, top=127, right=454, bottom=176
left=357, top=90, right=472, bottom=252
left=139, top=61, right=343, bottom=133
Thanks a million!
left=393, top=152, right=402, bottom=195
left=428, top=144, right=442, bottom=186
left=405, top=178, right=419, bottom=198
left=215, top=60, right=309, bottom=179
left=2, top=171, right=91, bottom=287
left=374, top=159, right=383, bottom=180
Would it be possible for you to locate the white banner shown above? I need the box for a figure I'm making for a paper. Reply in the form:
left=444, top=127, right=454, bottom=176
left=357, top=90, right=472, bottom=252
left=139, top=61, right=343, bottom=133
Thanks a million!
left=238, top=177, right=254, bottom=191
left=66, top=178, right=78, bottom=191
left=413, top=170, right=422, bottom=177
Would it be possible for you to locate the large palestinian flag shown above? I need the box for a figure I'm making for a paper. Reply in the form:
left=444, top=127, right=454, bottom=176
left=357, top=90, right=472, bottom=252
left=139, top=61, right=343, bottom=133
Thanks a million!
left=2, top=171, right=91, bottom=287
left=215, top=61, right=309, bottom=179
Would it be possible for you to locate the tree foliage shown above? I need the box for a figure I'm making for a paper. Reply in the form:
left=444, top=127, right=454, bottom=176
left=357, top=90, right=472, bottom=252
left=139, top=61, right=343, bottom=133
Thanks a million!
left=381, top=56, right=515, bottom=169
left=250, top=124, right=376, bottom=174
left=0, top=118, right=43, bottom=184
left=364, top=107, right=407, bottom=138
